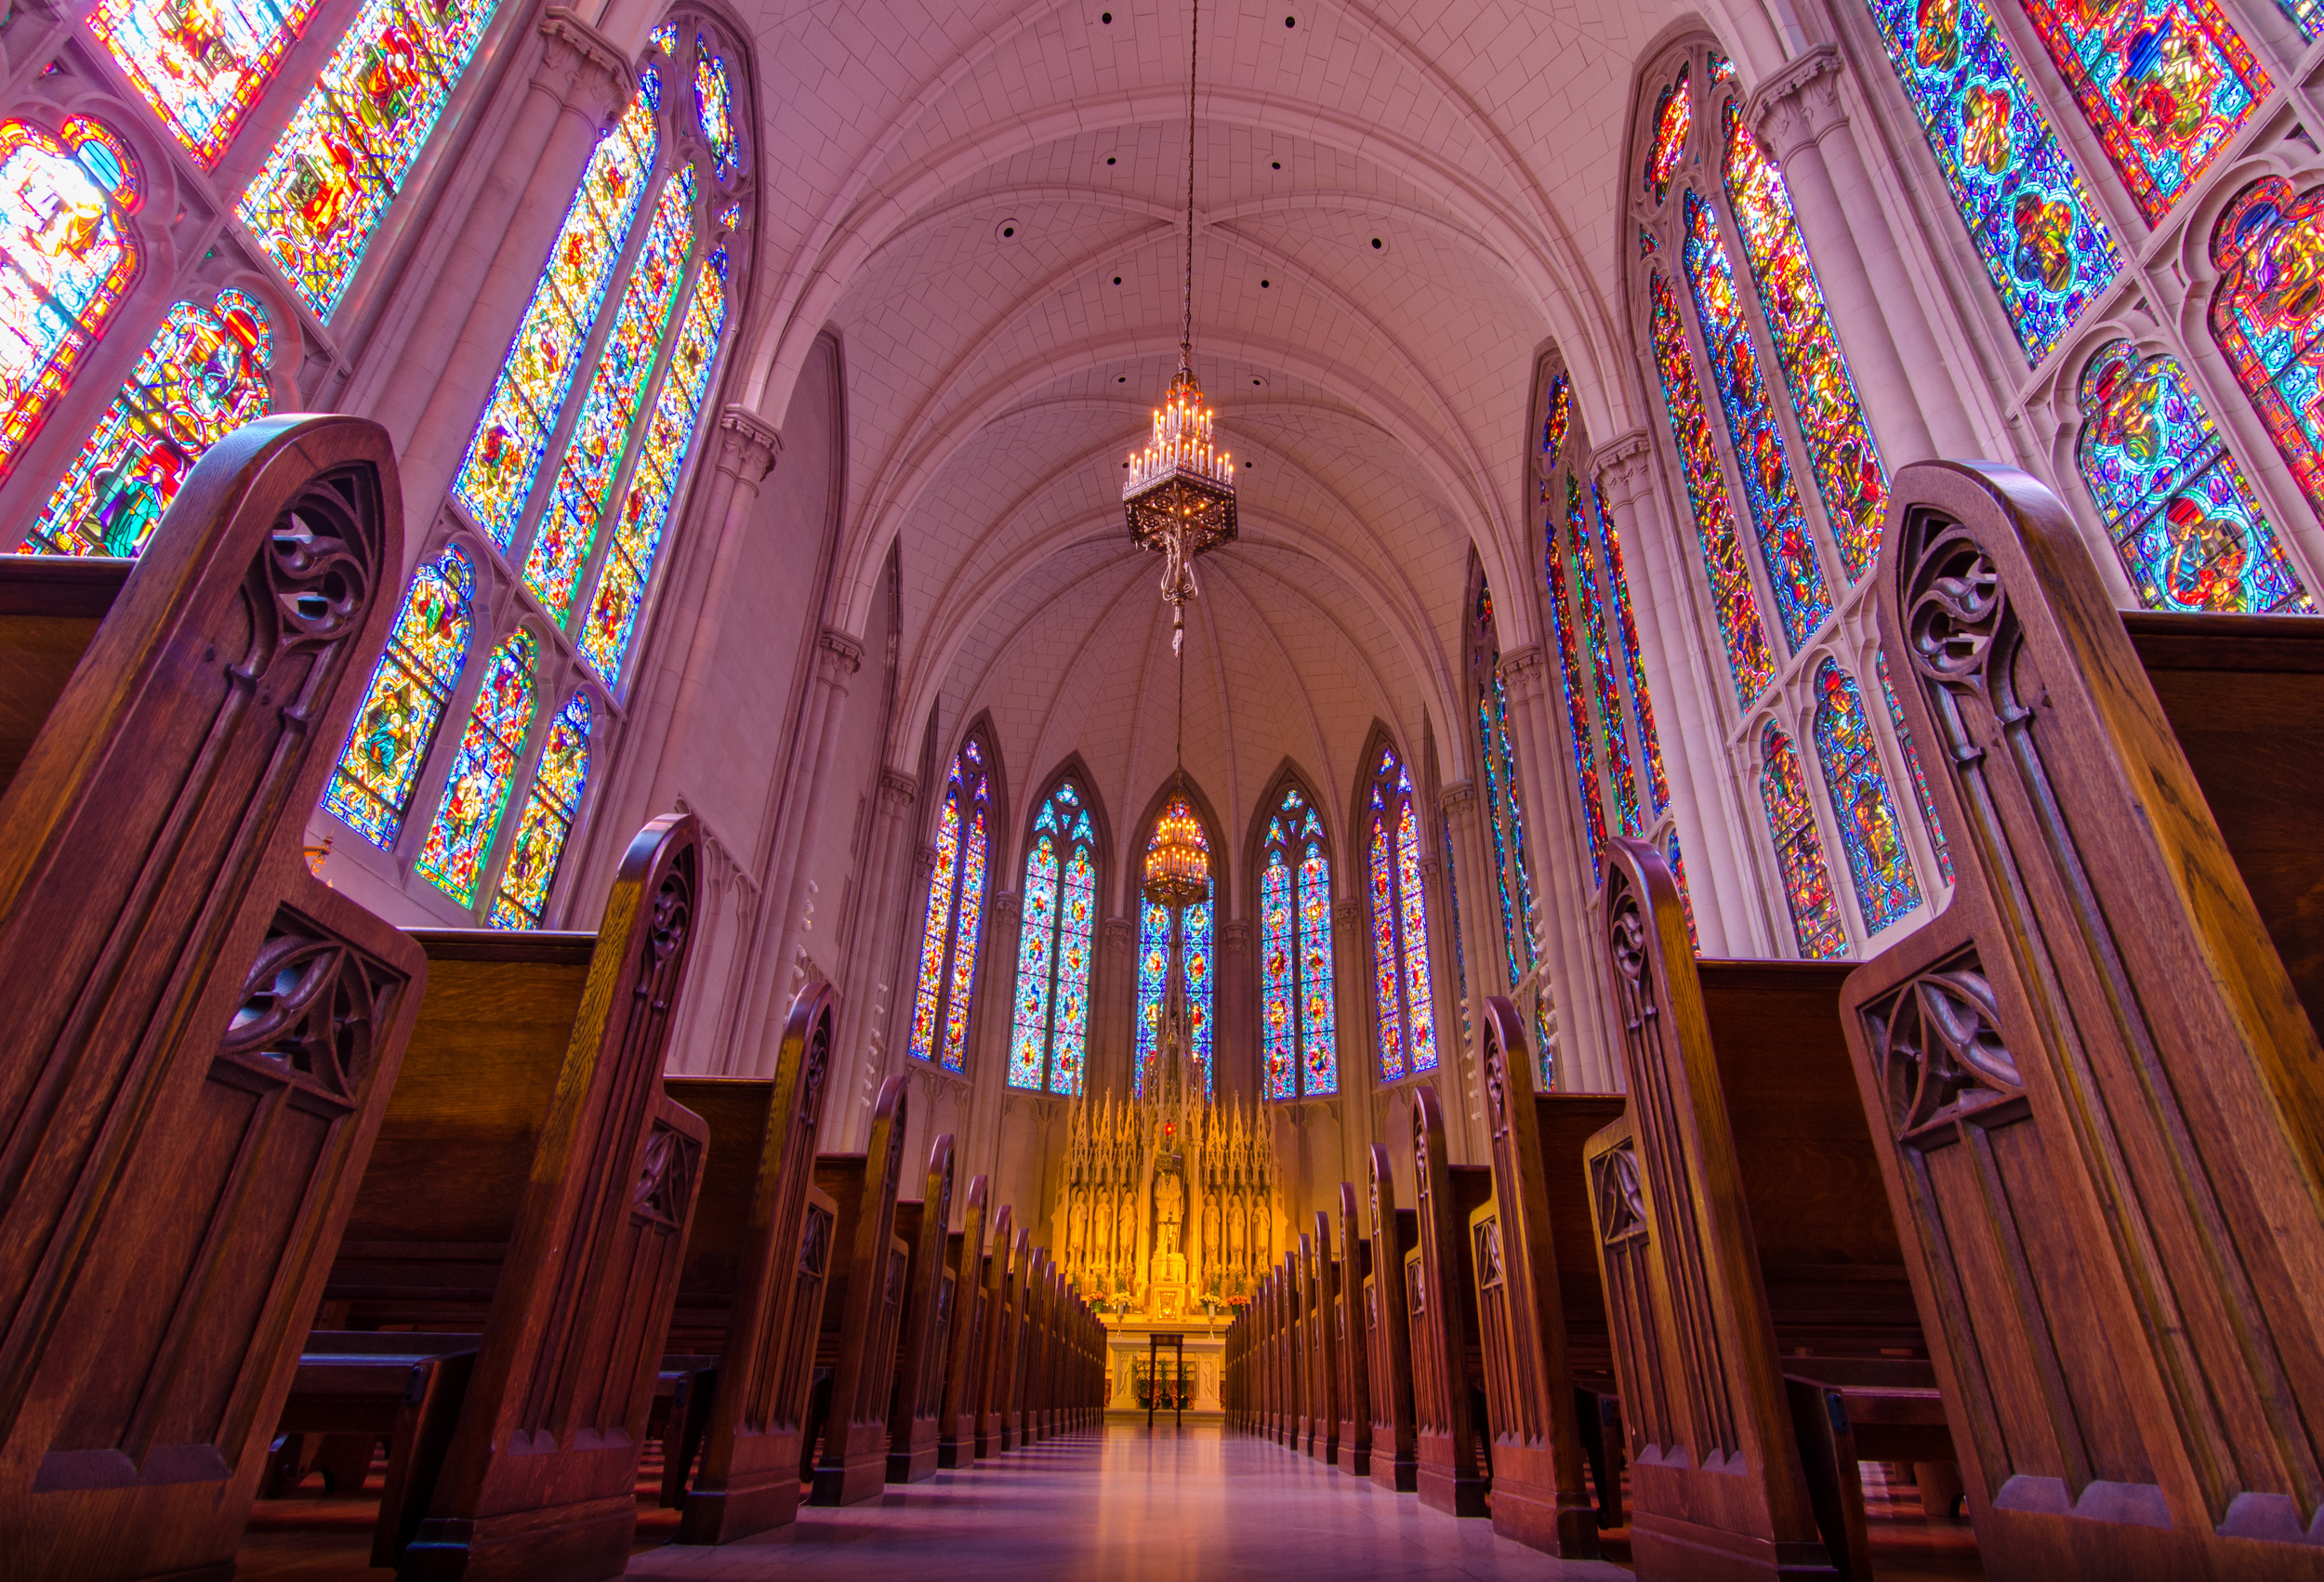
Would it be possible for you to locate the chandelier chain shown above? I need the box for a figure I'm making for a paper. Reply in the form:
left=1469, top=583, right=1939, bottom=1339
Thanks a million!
left=1182, top=0, right=1197, bottom=363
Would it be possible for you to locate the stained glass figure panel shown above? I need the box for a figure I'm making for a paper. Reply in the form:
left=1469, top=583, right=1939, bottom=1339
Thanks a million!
left=1007, top=783, right=1097, bottom=1094
left=941, top=805, right=988, bottom=1074
left=1649, top=270, right=1776, bottom=705
left=906, top=737, right=988, bottom=1073
left=1394, top=784, right=1437, bottom=1074
left=908, top=768, right=966, bottom=1063
left=238, top=0, right=497, bottom=320
left=1721, top=102, right=1887, bottom=582
left=2212, top=178, right=2324, bottom=521
left=1594, top=481, right=1670, bottom=821
left=1568, top=483, right=1643, bottom=839
left=1134, top=793, right=1214, bottom=1095
left=1762, top=723, right=1847, bottom=958
left=2278, top=0, right=2324, bottom=41
left=1541, top=372, right=1571, bottom=480
left=1878, top=651, right=1953, bottom=884
left=324, top=543, right=472, bottom=847
left=1261, top=844, right=1295, bottom=1101
left=1135, top=896, right=1171, bottom=1087
left=1297, top=836, right=1336, bottom=1097
left=1051, top=837, right=1095, bottom=1095
left=1368, top=796, right=1405, bottom=1082
left=416, top=629, right=537, bottom=904
left=2020, top=0, right=2266, bottom=225
left=1812, top=659, right=1921, bottom=933
left=0, top=118, right=142, bottom=483
left=26, top=290, right=271, bottom=556
left=696, top=33, right=740, bottom=178
left=2077, top=339, right=2310, bottom=612
left=1009, top=830, right=1061, bottom=1091
left=1863, top=0, right=2119, bottom=363
left=489, top=691, right=590, bottom=928
left=90, top=0, right=326, bottom=167
left=1260, top=788, right=1335, bottom=1100
left=1646, top=67, right=1692, bottom=204
left=1185, top=895, right=1214, bottom=1096
left=1543, top=516, right=1607, bottom=886
left=1367, top=747, right=1436, bottom=1081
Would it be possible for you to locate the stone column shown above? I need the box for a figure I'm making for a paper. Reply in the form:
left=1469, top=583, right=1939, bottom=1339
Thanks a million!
left=1438, top=782, right=1504, bottom=1140
left=381, top=7, right=636, bottom=511
left=1331, top=895, right=1372, bottom=1117
left=1750, top=46, right=1976, bottom=459
left=1099, top=916, right=1137, bottom=1100
left=1414, top=848, right=1480, bottom=1161
left=835, top=767, right=919, bottom=1090
left=1217, top=917, right=1254, bottom=1104
left=976, top=890, right=1025, bottom=1088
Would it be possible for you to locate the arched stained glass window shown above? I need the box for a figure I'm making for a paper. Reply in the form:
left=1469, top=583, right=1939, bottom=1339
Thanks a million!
left=89, top=0, right=326, bottom=166
left=325, top=543, right=473, bottom=848
left=1860, top=0, right=2119, bottom=363
left=1541, top=372, right=1571, bottom=459
left=1260, top=784, right=1336, bottom=1101
left=0, top=117, right=142, bottom=483
left=908, top=733, right=992, bottom=1074
left=23, top=289, right=271, bottom=556
left=1878, top=652, right=1953, bottom=885
left=489, top=692, right=589, bottom=928
left=1721, top=101, right=1887, bottom=582
left=1646, top=269, right=1776, bottom=704
left=1597, top=479, right=1670, bottom=821
left=1682, top=188, right=1832, bottom=652
left=1442, top=811, right=1470, bottom=1048
left=1542, top=521, right=1607, bottom=885
left=1761, top=723, right=1846, bottom=959
left=1472, top=584, right=1543, bottom=1009
left=2018, top=0, right=2265, bottom=225
left=1366, top=744, right=1437, bottom=1082
left=1134, top=794, right=1214, bottom=1097
left=454, top=81, right=660, bottom=550
left=2076, top=340, right=2311, bottom=613
left=238, top=0, right=498, bottom=320
left=1565, top=496, right=1643, bottom=840
left=2212, top=178, right=2324, bottom=519
left=1811, top=659, right=1921, bottom=935
left=416, top=629, right=537, bottom=904
left=1009, top=778, right=1097, bottom=1095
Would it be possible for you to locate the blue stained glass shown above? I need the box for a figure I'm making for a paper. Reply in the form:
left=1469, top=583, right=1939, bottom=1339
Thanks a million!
left=1544, top=509, right=1607, bottom=884
left=1442, top=813, right=1472, bottom=1054
left=1262, top=848, right=1296, bottom=1101
left=1260, top=787, right=1335, bottom=1100
left=1008, top=782, right=1097, bottom=1094
left=2278, top=0, right=2324, bottom=39
left=1134, top=792, right=1213, bottom=1096
left=1185, top=896, right=1214, bottom=1096
left=1593, top=481, right=1670, bottom=821
left=1135, top=897, right=1170, bottom=1088
left=1812, top=658, right=1921, bottom=933
left=1008, top=829, right=1059, bottom=1092
left=1763, top=722, right=1848, bottom=959
left=1862, top=0, right=2120, bottom=364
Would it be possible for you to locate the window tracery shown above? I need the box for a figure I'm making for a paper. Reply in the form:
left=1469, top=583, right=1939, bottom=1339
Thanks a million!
left=1009, top=777, right=1098, bottom=1095
left=1366, top=742, right=1436, bottom=1083
left=2211, top=178, right=2324, bottom=521
left=90, top=0, right=327, bottom=167
left=1135, top=792, right=1214, bottom=1097
left=1260, top=782, right=1336, bottom=1101
left=1811, top=658, right=1921, bottom=935
left=909, top=732, right=994, bottom=1075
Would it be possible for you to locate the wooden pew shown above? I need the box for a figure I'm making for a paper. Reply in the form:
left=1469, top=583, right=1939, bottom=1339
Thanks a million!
left=806, top=1074, right=911, bottom=1506
left=1469, top=995, right=1626, bottom=1555
left=1407, top=1086, right=1495, bottom=1518
left=657, top=982, right=839, bottom=1543
left=1306, top=1220, right=1340, bottom=1464
left=298, top=814, right=709, bottom=1579
left=1280, top=1255, right=1303, bottom=1448
left=1335, top=1182, right=1373, bottom=1475
left=997, top=1226, right=1031, bottom=1451
left=0, top=415, right=425, bottom=1582
left=971, top=1205, right=1014, bottom=1457
left=885, top=1134, right=958, bottom=1483
left=1584, top=836, right=1948, bottom=1581
left=1364, top=1142, right=1420, bottom=1492
left=1841, top=460, right=2324, bottom=1581
left=935, top=1174, right=990, bottom=1466
left=1021, top=1255, right=1050, bottom=1445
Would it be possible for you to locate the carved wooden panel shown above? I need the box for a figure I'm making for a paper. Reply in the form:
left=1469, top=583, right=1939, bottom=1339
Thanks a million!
left=936, top=1173, right=988, bottom=1464
left=1336, top=1181, right=1372, bottom=1466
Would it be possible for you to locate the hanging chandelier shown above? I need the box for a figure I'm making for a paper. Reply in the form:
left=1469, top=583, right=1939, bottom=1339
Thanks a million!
left=1142, top=595, right=1209, bottom=911
left=1125, top=0, right=1235, bottom=648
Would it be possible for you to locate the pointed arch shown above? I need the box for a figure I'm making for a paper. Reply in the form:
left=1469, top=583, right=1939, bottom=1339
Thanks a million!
left=907, top=718, right=998, bottom=1074
left=1129, top=771, right=1227, bottom=1098
left=1356, top=726, right=1438, bottom=1084
left=1007, top=755, right=1108, bottom=1095
left=1248, top=759, right=1338, bottom=1102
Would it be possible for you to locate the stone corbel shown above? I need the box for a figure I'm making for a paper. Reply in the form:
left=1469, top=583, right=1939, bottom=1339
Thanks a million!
left=878, top=769, right=919, bottom=811
left=1591, top=429, right=1657, bottom=513
left=536, top=6, right=636, bottom=132
left=715, top=404, right=783, bottom=485
left=1495, top=643, right=1550, bottom=705
left=815, top=627, right=865, bottom=685
left=1747, top=44, right=1848, bottom=165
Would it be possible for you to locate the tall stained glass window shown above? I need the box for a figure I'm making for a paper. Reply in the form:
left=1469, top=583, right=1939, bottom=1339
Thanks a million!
left=2076, top=339, right=2311, bottom=613
left=89, top=0, right=327, bottom=166
left=1761, top=723, right=1846, bottom=959
left=238, top=0, right=498, bottom=320
left=1811, top=659, right=1921, bottom=935
left=415, top=629, right=537, bottom=905
left=2212, top=178, right=2324, bottom=519
left=1860, top=0, right=2119, bottom=363
left=1472, top=582, right=1546, bottom=1060
left=1542, top=523, right=1608, bottom=884
left=908, top=733, right=993, bottom=1074
left=23, top=289, right=271, bottom=556
left=2278, top=1, right=2324, bottom=41
left=325, top=544, right=473, bottom=848
left=489, top=692, right=589, bottom=928
left=1878, top=652, right=1953, bottom=885
left=1260, top=783, right=1336, bottom=1101
left=2019, top=0, right=2265, bottom=225
left=1009, top=778, right=1098, bottom=1095
left=1366, top=743, right=1437, bottom=1082
left=0, top=117, right=143, bottom=483
left=1134, top=794, right=1215, bottom=1096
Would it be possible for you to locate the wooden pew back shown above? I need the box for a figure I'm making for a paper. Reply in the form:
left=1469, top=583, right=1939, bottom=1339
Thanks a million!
left=972, top=1204, right=1013, bottom=1456
left=1408, top=1086, right=1492, bottom=1518
left=808, top=1074, right=910, bottom=1506
left=1364, top=1142, right=1419, bottom=1492
left=1335, top=1182, right=1372, bottom=1474
left=936, top=1174, right=989, bottom=1466
left=1308, top=1213, right=1340, bottom=1463
left=887, top=1133, right=957, bottom=1482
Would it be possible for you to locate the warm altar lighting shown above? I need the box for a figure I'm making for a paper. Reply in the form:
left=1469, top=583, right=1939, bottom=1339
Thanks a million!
left=1142, top=791, right=1210, bottom=909
left=1124, top=363, right=1236, bottom=552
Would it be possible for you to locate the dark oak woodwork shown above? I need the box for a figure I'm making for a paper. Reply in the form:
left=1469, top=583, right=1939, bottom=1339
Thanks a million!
left=998, top=1226, right=1031, bottom=1451
left=971, top=1204, right=1014, bottom=1457
left=1334, top=1182, right=1372, bottom=1476
left=935, top=1174, right=989, bottom=1467
left=1306, top=1216, right=1340, bottom=1465
left=1843, top=460, right=2324, bottom=1582
left=886, top=1132, right=957, bottom=1483
left=0, top=416, right=425, bottom=1582
left=1364, top=1142, right=1419, bottom=1493
left=1408, top=1087, right=1492, bottom=1519
left=805, top=1074, right=911, bottom=1507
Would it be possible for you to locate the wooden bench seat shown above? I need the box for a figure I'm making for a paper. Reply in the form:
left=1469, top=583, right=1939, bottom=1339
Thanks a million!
left=884, top=1136, right=958, bottom=1483
left=803, top=1074, right=911, bottom=1507
left=1364, top=1143, right=1419, bottom=1493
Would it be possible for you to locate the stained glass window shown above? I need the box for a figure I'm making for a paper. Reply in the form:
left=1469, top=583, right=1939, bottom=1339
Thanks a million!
left=1541, top=372, right=1570, bottom=463
left=581, top=243, right=729, bottom=684
left=1008, top=779, right=1098, bottom=1094
left=2019, top=0, right=2265, bottom=225
left=1261, top=784, right=1336, bottom=1101
left=238, top=0, right=497, bottom=320
left=1566, top=489, right=1642, bottom=840
left=2277, top=0, right=2324, bottom=41
left=1761, top=723, right=1847, bottom=959
left=1682, top=190, right=1832, bottom=652
left=488, top=692, right=590, bottom=928
left=1646, top=67, right=1691, bottom=204
left=696, top=34, right=740, bottom=179
left=1878, top=652, right=1953, bottom=885
left=1861, top=0, right=2119, bottom=363
left=1472, top=586, right=1542, bottom=1015
left=1648, top=270, right=1776, bottom=704
left=907, top=734, right=991, bottom=1074
left=1721, top=102, right=1887, bottom=583
left=23, top=290, right=270, bottom=556
left=1594, top=481, right=1670, bottom=822
left=1134, top=794, right=1215, bottom=1097
left=90, top=0, right=325, bottom=167
left=416, top=629, right=537, bottom=905
left=1811, top=659, right=1921, bottom=934
left=324, top=544, right=472, bottom=848
left=0, top=117, right=142, bottom=483
left=2211, top=178, right=2324, bottom=520
left=1543, top=521, right=1606, bottom=885
left=452, top=81, right=659, bottom=549
left=2076, top=339, right=2311, bottom=613
left=1367, top=744, right=1437, bottom=1082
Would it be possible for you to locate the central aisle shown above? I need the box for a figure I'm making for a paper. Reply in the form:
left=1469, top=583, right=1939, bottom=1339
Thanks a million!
left=625, top=1424, right=1634, bottom=1580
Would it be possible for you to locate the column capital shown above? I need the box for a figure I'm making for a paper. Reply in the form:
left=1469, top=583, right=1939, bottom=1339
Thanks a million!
left=1748, top=45, right=1849, bottom=165
left=1333, top=898, right=1365, bottom=929
left=989, top=890, right=1023, bottom=925
left=1102, top=916, right=1137, bottom=949
left=1439, top=779, right=1478, bottom=817
left=1496, top=643, right=1550, bottom=702
left=536, top=6, right=635, bottom=130
left=878, top=768, right=919, bottom=808
left=1219, top=918, right=1251, bottom=950
left=1591, top=428, right=1658, bottom=509
left=716, top=404, right=783, bottom=482
left=816, top=626, right=864, bottom=680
